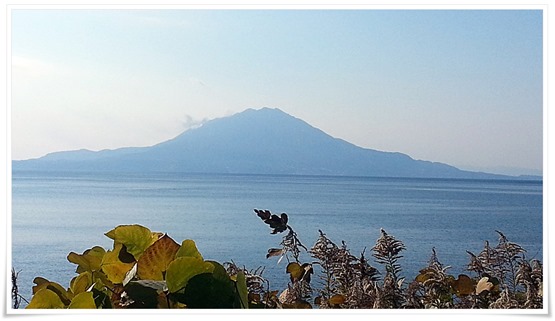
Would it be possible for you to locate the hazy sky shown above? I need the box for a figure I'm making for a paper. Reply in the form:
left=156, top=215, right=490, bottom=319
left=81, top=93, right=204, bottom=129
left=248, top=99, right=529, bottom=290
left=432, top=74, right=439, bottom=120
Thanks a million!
left=10, top=8, right=543, bottom=175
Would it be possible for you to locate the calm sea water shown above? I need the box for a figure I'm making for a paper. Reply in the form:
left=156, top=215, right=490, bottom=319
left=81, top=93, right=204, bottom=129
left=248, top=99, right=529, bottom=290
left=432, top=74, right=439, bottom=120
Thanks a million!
left=11, top=170, right=543, bottom=307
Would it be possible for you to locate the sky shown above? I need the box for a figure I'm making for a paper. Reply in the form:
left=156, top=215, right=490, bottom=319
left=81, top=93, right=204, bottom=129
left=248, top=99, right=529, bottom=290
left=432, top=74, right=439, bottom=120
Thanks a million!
left=8, top=6, right=544, bottom=176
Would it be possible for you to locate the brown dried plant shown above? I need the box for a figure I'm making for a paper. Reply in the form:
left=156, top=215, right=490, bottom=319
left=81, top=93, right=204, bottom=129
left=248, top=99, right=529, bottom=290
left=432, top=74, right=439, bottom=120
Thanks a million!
left=515, top=259, right=543, bottom=308
left=465, top=230, right=533, bottom=308
left=254, top=210, right=542, bottom=310
left=371, top=228, right=406, bottom=308
left=254, top=209, right=313, bottom=308
left=254, top=209, right=307, bottom=264
left=310, top=229, right=380, bottom=308
left=407, top=248, right=455, bottom=308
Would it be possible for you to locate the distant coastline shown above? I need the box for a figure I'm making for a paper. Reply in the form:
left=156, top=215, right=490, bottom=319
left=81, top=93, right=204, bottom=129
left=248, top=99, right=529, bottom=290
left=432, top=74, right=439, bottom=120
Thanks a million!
left=11, top=108, right=543, bottom=181
left=11, top=168, right=542, bottom=183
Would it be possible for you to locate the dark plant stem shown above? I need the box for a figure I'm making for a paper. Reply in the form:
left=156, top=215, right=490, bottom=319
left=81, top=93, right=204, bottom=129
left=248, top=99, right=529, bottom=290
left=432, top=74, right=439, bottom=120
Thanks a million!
left=11, top=268, right=29, bottom=309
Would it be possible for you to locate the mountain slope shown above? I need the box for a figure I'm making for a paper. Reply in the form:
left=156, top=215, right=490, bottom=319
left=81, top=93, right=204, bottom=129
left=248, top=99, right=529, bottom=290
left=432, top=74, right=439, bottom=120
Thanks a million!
left=12, top=107, right=513, bottom=179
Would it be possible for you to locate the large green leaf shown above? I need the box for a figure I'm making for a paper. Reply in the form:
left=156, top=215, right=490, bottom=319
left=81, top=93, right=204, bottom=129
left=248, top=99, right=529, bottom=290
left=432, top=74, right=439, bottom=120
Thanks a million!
left=165, top=257, right=214, bottom=293
left=137, top=234, right=181, bottom=281
left=175, top=239, right=203, bottom=260
left=180, top=272, right=236, bottom=308
left=68, top=292, right=96, bottom=309
left=236, top=270, right=249, bottom=309
left=31, top=277, right=71, bottom=305
left=101, top=243, right=135, bottom=284
left=67, top=246, right=106, bottom=273
left=176, top=261, right=248, bottom=309
left=206, top=261, right=230, bottom=283
left=26, top=288, right=65, bottom=309
left=105, top=225, right=161, bottom=260
left=70, top=271, right=93, bottom=296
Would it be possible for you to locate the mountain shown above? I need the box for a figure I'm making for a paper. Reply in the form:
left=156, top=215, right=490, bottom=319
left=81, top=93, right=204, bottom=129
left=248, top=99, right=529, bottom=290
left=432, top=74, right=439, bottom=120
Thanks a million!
left=12, top=107, right=533, bottom=179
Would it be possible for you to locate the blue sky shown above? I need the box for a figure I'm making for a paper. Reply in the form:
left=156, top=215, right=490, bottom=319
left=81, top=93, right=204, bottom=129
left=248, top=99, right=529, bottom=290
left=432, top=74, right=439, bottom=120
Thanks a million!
left=9, top=7, right=544, bottom=175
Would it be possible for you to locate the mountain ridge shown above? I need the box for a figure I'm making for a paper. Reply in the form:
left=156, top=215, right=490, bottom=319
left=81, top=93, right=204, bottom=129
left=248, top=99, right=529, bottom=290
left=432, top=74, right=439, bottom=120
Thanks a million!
left=12, top=107, right=541, bottom=180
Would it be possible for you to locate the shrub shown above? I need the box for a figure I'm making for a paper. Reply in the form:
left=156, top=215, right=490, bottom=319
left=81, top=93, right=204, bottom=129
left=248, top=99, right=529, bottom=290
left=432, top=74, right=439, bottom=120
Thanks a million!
left=24, top=225, right=249, bottom=309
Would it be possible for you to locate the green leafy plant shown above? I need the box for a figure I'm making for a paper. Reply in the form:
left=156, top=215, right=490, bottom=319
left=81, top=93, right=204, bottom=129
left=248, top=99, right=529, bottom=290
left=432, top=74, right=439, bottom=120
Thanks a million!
left=25, top=224, right=249, bottom=309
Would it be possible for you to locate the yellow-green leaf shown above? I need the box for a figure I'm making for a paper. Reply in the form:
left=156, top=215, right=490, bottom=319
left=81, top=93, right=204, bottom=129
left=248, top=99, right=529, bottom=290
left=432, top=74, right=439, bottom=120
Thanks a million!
left=70, top=271, right=93, bottom=296
left=165, top=257, right=214, bottom=293
left=415, top=268, right=434, bottom=283
left=175, top=239, right=203, bottom=260
left=31, top=278, right=71, bottom=305
left=92, top=268, right=115, bottom=289
left=104, top=225, right=161, bottom=260
left=68, top=292, right=96, bottom=309
left=67, top=246, right=106, bottom=273
left=101, top=243, right=135, bottom=284
left=26, top=288, right=65, bottom=309
left=286, top=262, right=303, bottom=283
left=31, top=277, right=50, bottom=294
left=137, top=234, right=181, bottom=280
left=236, top=270, right=249, bottom=309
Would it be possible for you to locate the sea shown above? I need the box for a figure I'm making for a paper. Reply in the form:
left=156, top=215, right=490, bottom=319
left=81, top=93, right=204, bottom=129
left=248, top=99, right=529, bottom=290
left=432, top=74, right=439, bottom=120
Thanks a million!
left=10, top=170, right=544, bottom=308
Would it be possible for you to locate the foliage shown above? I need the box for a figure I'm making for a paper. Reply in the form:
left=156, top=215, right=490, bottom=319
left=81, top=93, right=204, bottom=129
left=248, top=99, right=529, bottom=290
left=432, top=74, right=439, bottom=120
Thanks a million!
left=21, top=211, right=543, bottom=310
left=24, top=224, right=249, bottom=309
